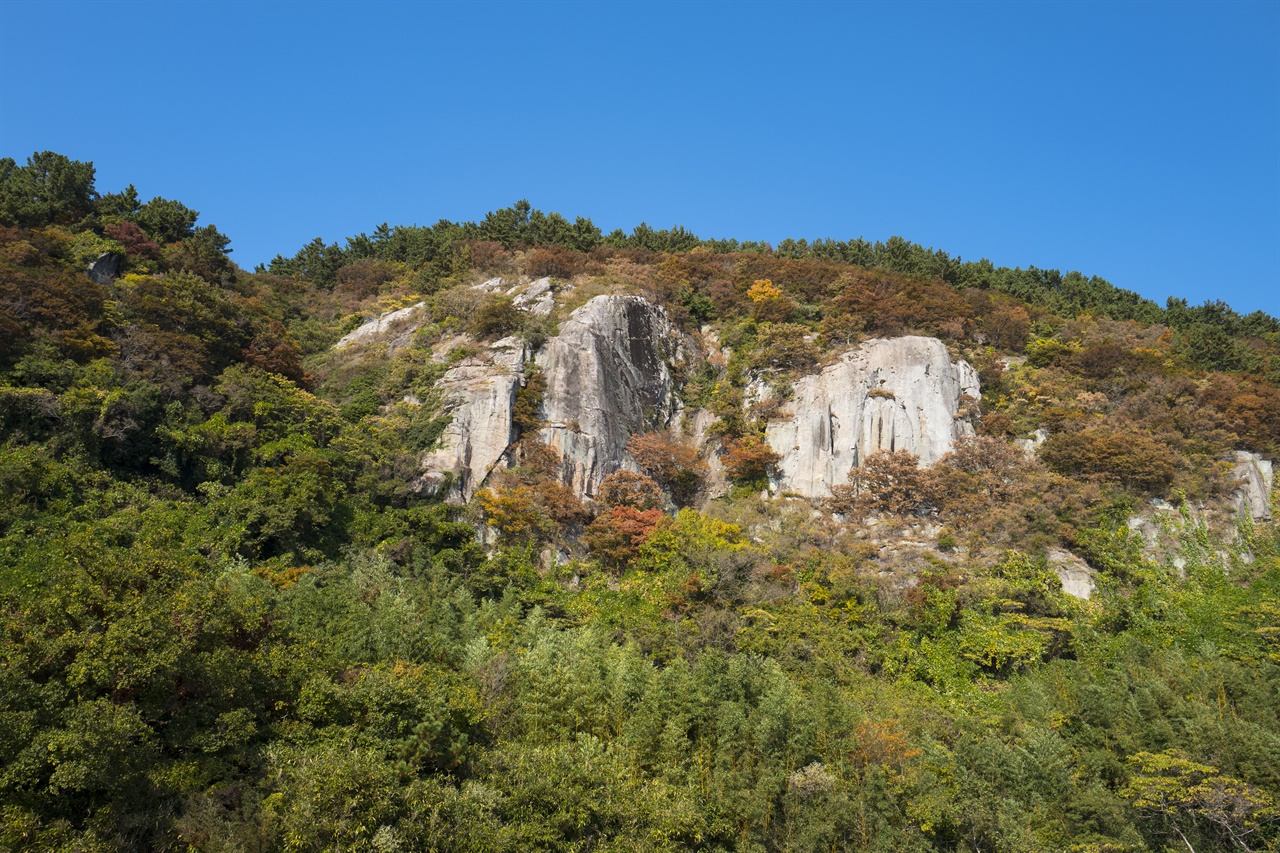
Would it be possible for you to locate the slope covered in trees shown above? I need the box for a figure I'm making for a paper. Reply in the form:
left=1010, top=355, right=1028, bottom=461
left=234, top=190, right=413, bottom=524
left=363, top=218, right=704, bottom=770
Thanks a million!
left=2, top=153, right=1278, bottom=853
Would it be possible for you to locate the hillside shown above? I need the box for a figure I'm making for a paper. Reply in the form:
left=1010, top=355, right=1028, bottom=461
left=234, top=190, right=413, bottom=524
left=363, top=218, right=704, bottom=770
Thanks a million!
left=2, top=151, right=1279, bottom=853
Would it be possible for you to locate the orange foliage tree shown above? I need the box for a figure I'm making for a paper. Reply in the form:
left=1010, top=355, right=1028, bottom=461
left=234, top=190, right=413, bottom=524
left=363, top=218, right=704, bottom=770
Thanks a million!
left=626, top=432, right=707, bottom=506
left=721, top=435, right=781, bottom=486
left=597, top=469, right=663, bottom=510
left=583, top=506, right=665, bottom=572
left=825, top=450, right=927, bottom=517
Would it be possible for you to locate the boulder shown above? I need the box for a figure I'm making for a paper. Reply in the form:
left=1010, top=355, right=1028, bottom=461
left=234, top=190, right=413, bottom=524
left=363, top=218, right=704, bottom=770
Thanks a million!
left=87, top=252, right=121, bottom=285
left=765, top=336, right=980, bottom=497
left=536, top=295, right=687, bottom=497
left=1047, top=548, right=1095, bottom=600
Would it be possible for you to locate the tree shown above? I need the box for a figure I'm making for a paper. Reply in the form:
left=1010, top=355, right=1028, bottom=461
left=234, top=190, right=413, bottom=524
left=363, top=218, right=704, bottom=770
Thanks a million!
left=583, top=506, right=664, bottom=571
left=597, top=470, right=663, bottom=510
left=164, top=224, right=233, bottom=281
left=134, top=196, right=199, bottom=243
left=720, top=435, right=780, bottom=486
left=1121, top=750, right=1279, bottom=853
left=825, top=450, right=926, bottom=517
left=748, top=278, right=794, bottom=322
left=626, top=432, right=707, bottom=506
left=0, top=151, right=97, bottom=227
left=475, top=485, right=552, bottom=543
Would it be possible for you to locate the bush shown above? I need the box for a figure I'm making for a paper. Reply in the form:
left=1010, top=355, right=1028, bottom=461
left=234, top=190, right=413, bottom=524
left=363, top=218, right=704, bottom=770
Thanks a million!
left=626, top=432, right=707, bottom=506
left=597, top=470, right=663, bottom=510
left=526, top=245, right=584, bottom=279
left=1040, top=428, right=1178, bottom=495
left=468, top=295, right=522, bottom=340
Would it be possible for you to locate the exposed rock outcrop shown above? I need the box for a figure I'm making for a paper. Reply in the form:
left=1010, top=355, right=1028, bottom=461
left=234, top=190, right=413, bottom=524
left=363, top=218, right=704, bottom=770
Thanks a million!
left=416, top=295, right=689, bottom=502
left=335, top=302, right=427, bottom=350
left=1047, top=548, right=1095, bottom=600
left=87, top=252, right=122, bottom=285
left=418, top=337, right=528, bottom=502
left=537, top=295, right=687, bottom=497
left=511, top=277, right=554, bottom=317
left=1232, top=450, right=1274, bottom=522
left=766, top=336, right=980, bottom=498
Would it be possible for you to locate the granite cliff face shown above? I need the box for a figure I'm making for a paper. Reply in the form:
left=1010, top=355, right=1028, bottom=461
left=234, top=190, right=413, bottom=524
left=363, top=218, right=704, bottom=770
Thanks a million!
left=411, top=301, right=979, bottom=503
left=415, top=294, right=686, bottom=501
left=1233, top=450, right=1275, bottom=522
left=536, top=295, right=685, bottom=497
left=765, top=336, right=980, bottom=498
left=417, top=336, right=528, bottom=502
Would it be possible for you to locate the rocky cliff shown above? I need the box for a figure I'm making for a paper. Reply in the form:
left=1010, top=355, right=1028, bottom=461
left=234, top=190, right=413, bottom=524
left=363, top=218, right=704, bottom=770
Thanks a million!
left=765, top=336, right=980, bottom=498
left=417, top=336, right=528, bottom=502
left=415, top=293, right=686, bottom=502
left=536, top=295, right=686, bottom=497
left=1233, top=450, right=1275, bottom=522
left=407, top=298, right=980, bottom=503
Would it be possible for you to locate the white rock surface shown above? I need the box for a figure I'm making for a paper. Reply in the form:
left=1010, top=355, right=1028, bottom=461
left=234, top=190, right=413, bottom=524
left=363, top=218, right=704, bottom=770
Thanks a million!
left=1232, top=451, right=1274, bottom=521
left=335, top=302, right=427, bottom=350
left=1015, top=427, right=1050, bottom=455
left=418, top=337, right=528, bottom=502
left=765, top=336, right=980, bottom=497
left=536, top=295, right=687, bottom=497
left=1047, top=548, right=1095, bottom=600
left=512, top=277, right=554, bottom=317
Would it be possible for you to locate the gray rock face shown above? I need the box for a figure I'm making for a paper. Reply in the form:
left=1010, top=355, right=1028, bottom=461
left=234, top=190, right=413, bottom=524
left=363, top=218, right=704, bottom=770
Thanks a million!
left=87, top=252, right=121, bottom=285
left=766, top=336, right=979, bottom=498
left=510, top=277, right=554, bottom=317
left=1047, top=548, right=1095, bottom=600
left=537, top=295, right=686, bottom=497
left=335, top=302, right=427, bottom=350
left=1233, top=451, right=1274, bottom=522
left=418, top=337, right=528, bottom=502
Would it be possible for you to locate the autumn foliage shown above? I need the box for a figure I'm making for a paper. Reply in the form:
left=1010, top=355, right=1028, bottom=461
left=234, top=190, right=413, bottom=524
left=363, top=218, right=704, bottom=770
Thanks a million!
left=626, top=431, right=707, bottom=506
left=583, top=506, right=664, bottom=571
left=721, top=435, right=781, bottom=486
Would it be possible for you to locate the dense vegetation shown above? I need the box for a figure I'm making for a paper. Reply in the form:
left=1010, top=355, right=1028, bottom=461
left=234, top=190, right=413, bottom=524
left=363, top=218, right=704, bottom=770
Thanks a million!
left=2, top=152, right=1278, bottom=852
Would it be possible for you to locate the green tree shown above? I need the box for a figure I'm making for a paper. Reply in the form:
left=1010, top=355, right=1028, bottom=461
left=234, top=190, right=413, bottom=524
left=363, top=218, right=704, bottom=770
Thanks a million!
left=0, top=151, right=97, bottom=227
left=134, top=196, right=199, bottom=243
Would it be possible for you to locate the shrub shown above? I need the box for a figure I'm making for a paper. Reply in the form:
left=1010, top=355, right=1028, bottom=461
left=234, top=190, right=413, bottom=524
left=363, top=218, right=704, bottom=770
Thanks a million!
left=720, top=435, right=781, bottom=486
left=468, top=295, right=522, bottom=340
left=597, top=470, right=663, bottom=510
left=525, top=245, right=583, bottom=279
left=626, top=432, right=707, bottom=506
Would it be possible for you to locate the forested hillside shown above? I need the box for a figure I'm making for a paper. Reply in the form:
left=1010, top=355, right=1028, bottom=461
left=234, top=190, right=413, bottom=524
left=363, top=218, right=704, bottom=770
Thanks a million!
left=2, top=152, right=1278, bottom=853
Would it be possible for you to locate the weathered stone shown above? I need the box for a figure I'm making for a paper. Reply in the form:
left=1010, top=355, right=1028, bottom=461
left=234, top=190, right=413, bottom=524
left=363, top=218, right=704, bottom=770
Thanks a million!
left=537, top=295, right=687, bottom=497
left=1047, top=548, right=1095, bottom=600
left=87, top=252, right=121, bottom=285
left=335, top=302, right=426, bottom=350
left=418, top=337, right=528, bottom=502
left=511, top=277, right=554, bottom=317
left=765, top=336, right=980, bottom=497
left=1232, top=450, right=1274, bottom=522
left=1015, top=426, right=1050, bottom=455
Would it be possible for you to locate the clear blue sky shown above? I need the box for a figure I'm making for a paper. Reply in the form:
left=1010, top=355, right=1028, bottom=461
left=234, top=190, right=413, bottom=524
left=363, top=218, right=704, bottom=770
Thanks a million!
left=2, top=0, right=1277, bottom=316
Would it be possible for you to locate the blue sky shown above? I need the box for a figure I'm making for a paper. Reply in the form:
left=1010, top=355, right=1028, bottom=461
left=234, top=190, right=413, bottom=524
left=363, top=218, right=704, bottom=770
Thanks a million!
left=2, top=0, right=1277, bottom=316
